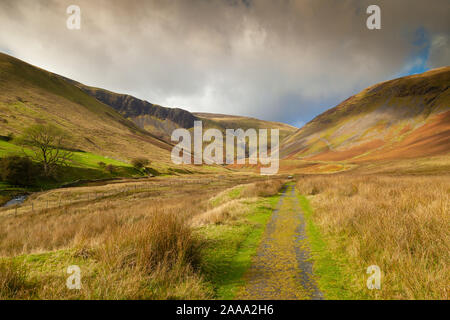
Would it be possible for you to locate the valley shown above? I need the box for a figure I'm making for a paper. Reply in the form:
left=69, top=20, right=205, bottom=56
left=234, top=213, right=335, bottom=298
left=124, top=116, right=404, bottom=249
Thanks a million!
left=0, top=52, right=448, bottom=300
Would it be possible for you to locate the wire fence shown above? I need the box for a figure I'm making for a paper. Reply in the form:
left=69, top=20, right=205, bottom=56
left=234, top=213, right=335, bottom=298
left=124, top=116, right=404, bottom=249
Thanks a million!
left=0, top=178, right=221, bottom=218
left=0, top=174, right=273, bottom=219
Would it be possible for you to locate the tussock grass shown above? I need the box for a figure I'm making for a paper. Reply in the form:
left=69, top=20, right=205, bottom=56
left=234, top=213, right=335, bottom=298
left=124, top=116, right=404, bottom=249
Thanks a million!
left=98, top=212, right=200, bottom=273
left=297, top=175, right=450, bottom=299
left=0, top=174, right=274, bottom=299
left=0, top=260, right=31, bottom=299
left=241, top=180, right=285, bottom=198
left=84, top=211, right=209, bottom=299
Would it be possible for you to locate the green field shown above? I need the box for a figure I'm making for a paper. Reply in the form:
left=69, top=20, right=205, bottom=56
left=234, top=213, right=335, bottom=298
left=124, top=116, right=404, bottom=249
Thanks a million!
left=0, top=140, right=132, bottom=169
left=0, top=139, right=142, bottom=204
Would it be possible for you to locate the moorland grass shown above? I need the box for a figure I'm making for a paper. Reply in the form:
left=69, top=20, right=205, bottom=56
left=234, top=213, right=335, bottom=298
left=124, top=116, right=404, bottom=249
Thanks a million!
left=0, top=175, right=280, bottom=299
left=296, top=175, right=449, bottom=299
left=297, top=193, right=361, bottom=299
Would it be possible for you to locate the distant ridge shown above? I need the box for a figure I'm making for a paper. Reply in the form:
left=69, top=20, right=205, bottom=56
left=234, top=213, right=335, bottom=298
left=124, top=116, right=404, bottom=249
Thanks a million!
left=72, top=83, right=198, bottom=129
left=69, top=81, right=297, bottom=141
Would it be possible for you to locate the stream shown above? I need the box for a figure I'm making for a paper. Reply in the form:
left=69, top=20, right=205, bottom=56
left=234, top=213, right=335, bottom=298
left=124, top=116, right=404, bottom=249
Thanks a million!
left=2, top=195, right=28, bottom=207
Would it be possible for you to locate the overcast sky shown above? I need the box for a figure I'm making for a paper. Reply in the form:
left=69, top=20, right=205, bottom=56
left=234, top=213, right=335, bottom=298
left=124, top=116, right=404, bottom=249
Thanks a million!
left=1, top=0, right=449, bottom=127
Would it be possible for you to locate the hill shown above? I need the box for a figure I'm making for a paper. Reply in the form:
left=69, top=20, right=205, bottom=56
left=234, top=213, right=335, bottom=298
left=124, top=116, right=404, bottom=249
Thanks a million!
left=281, top=67, right=450, bottom=164
left=65, top=81, right=197, bottom=140
left=193, top=113, right=296, bottom=143
left=69, top=82, right=297, bottom=142
left=0, top=52, right=174, bottom=167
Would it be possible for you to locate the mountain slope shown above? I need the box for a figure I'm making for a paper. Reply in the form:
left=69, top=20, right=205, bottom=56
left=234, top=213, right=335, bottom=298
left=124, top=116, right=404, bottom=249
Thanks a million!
left=0, top=52, right=172, bottom=164
left=281, top=67, right=450, bottom=162
left=65, top=82, right=197, bottom=140
left=78, top=89, right=297, bottom=146
left=68, top=82, right=297, bottom=142
left=0, top=52, right=294, bottom=173
left=194, top=113, right=297, bottom=143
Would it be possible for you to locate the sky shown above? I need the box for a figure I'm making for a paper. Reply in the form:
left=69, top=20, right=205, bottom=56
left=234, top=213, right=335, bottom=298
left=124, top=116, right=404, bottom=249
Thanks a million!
left=0, top=0, right=449, bottom=127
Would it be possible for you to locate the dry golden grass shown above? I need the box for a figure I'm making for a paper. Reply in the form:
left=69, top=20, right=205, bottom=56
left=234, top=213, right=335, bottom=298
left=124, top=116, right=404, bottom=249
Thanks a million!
left=0, top=176, right=258, bottom=256
left=191, top=199, right=255, bottom=227
left=0, top=260, right=30, bottom=299
left=241, top=180, right=285, bottom=198
left=297, top=175, right=450, bottom=299
left=0, top=174, right=276, bottom=299
left=83, top=210, right=208, bottom=299
left=191, top=179, right=284, bottom=227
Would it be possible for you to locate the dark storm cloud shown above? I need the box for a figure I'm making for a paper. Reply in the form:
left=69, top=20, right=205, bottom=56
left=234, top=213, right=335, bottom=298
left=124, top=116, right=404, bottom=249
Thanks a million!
left=0, top=0, right=449, bottom=126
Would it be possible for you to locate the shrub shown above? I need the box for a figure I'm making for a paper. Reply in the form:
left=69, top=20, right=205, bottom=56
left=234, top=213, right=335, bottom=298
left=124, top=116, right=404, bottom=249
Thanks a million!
left=311, top=186, right=320, bottom=195
left=0, top=133, right=13, bottom=142
left=97, top=161, right=106, bottom=169
left=105, top=164, right=116, bottom=174
left=0, top=156, right=36, bottom=186
left=131, top=158, right=150, bottom=170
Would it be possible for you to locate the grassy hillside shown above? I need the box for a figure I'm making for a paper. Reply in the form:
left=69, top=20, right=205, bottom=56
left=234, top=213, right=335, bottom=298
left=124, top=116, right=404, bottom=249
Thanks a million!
left=67, top=82, right=197, bottom=140
left=0, top=52, right=234, bottom=203
left=0, top=139, right=136, bottom=181
left=0, top=138, right=142, bottom=205
left=0, top=52, right=173, bottom=165
left=281, top=67, right=450, bottom=163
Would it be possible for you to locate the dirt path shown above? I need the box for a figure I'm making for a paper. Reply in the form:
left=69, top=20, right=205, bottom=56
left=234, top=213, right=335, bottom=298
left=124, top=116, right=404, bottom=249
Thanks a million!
left=237, top=184, right=323, bottom=300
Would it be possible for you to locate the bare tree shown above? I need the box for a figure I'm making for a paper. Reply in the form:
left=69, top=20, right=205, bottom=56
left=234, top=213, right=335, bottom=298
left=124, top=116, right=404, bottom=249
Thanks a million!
left=16, top=124, right=72, bottom=176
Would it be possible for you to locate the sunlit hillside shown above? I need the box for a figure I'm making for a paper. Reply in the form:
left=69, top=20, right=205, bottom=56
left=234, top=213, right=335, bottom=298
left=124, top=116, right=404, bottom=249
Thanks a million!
left=281, top=67, right=450, bottom=162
